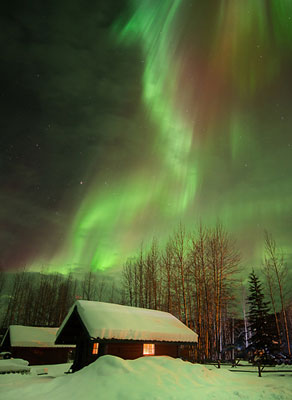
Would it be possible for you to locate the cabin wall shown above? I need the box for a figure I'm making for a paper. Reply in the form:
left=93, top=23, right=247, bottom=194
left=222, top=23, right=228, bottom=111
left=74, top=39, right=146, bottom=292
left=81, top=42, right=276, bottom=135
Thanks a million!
left=72, top=339, right=191, bottom=371
left=107, top=343, right=142, bottom=359
left=155, top=343, right=178, bottom=358
left=71, top=333, right=93, bottom=372
left=106, top=342, right=178, bottom=359
left=11, top=347, right=73, bottom=365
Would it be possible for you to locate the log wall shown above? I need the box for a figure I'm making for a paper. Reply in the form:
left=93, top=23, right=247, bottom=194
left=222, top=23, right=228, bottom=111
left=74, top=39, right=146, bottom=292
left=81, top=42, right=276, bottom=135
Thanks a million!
left=106, top=342, right=178, bottom=359
left=11, top=347, right=73, bottom=365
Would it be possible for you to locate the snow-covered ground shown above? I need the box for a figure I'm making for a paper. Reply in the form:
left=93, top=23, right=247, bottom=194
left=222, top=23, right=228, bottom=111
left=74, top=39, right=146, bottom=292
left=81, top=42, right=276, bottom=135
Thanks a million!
left=0, top=356, right=291, bottom=400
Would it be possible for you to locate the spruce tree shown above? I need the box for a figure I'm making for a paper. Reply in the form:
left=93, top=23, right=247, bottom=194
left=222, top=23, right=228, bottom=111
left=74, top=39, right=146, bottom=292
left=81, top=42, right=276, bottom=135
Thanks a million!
left=247, top=270, right=278, bottom=357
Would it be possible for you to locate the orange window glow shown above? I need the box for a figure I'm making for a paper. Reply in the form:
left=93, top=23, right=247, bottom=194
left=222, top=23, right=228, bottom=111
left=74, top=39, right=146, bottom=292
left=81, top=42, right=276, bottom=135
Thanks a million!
left=143, top=343, right=155, bottom=355
left=92, top=343, right=99, bottom=355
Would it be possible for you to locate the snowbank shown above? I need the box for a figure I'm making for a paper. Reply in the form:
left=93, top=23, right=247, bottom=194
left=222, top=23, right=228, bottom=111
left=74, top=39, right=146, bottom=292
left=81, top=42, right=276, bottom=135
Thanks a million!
left=0, top=358, right=30, bottom=374
left=0, top=356, right=291, bottom=400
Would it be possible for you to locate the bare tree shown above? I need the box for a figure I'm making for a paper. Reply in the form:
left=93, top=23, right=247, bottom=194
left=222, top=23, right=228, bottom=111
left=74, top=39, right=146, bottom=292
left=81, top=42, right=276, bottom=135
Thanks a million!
left=137, top=245, right=145, bottom=308
left=207, top=223, right=240, bottom=358
left=262, top=258, right=282, bottom=346
left=187, top=223, right=240, bottom=360
left=96, top=277, right=107, bottom=301
left=122, top=260, right=134, bottom=306
left=1, top=270, right=77, bottom=329
left=264, top=231, right=291, bottom=356
left=109, top=282, right=116, bottom=303
left=161, top=240, right=174, bottom=314
left=119, top=222, right=240, bottom=362
left=144, top=238, right=160, bottom=310
left=172, top=224, right=189, bottom=326
left=2, top=268, right=27, bottom=328
left=81, top=271, right=97, bottom=300
left=188, top=224, right=210, bottom=360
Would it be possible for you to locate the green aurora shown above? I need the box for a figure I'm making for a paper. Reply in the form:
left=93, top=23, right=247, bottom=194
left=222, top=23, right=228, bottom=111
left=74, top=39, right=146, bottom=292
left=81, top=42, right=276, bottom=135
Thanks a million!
left=1, top=0, right=292, bottom=273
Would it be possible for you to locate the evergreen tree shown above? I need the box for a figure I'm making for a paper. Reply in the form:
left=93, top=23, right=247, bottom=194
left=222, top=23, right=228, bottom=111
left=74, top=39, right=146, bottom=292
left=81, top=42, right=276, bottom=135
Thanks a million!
left=247, top=270, right=278, bottom=357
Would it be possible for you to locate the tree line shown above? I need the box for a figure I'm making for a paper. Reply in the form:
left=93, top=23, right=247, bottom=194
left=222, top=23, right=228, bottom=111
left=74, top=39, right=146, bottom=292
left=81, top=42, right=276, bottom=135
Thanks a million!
left=0, top=223, right=291, bottom=361
left=121, top=224, right=292, bottom=360
left=0, top=269, right=118, bottom=330
left=261, top=231, right=291, bottom=356
left=121, top=223, right=240, bottom=361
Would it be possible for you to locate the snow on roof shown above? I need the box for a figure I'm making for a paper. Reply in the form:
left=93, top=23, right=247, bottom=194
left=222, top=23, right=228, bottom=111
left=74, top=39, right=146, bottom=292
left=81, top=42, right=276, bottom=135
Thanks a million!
left=57, top=301, right=198, bottom=343
left=3, top=325, right=73, bottom=348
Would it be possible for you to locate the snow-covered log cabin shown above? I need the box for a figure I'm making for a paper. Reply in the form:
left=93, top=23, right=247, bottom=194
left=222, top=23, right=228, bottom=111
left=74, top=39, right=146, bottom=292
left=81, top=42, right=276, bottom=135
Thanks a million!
left=55, top=300, right=198, bottom=372
left=0, top=325, right=75, bottom=365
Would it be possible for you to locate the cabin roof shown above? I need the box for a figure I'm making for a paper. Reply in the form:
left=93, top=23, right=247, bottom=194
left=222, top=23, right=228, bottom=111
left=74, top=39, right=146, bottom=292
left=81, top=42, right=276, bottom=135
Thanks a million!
left=56, top=300, right=198, bottom=344
left=1, top=325, right=74, bottom=348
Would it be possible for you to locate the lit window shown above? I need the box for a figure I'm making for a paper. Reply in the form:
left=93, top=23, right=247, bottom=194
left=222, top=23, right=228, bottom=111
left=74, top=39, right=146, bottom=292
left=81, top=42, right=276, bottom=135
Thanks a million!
left=143, top=343, right=155, bottom=355
left=92, top=343, right=99, bottom=355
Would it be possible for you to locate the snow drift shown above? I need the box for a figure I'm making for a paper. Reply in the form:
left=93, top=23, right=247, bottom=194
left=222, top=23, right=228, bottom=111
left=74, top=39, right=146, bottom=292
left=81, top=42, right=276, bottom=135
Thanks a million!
left=1, top=356, right=291, bottom=400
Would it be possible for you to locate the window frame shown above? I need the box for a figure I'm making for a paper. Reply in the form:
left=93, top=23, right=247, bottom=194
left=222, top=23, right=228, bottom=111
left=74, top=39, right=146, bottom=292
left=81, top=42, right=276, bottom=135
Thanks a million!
left=92, top=342, right=99, bottom=355
left=143, top=343, right=155, bottom=356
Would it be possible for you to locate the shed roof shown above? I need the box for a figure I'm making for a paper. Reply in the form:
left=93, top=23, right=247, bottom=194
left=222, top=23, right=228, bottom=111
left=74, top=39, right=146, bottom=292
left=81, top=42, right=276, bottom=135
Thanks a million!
left=1, top=325, right=74, bottom=348
left=56, top=300, right=198, bottom=343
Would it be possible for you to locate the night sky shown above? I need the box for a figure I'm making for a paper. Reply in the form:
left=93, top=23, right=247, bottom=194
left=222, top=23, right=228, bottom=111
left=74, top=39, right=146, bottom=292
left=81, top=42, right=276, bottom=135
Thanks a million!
left=1, top=0, right=292, bottom=273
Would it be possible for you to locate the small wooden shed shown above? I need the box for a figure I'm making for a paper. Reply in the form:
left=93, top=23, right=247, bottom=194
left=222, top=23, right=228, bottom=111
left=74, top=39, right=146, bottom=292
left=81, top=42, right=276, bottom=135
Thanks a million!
left=0, top=325, right=74, bottom=365
left=56, top=300, right=198, bottom=372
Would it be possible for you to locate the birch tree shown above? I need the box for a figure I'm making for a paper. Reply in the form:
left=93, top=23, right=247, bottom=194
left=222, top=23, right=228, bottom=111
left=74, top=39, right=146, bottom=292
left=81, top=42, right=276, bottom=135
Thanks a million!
left=264, top=231, right=291, bottom=356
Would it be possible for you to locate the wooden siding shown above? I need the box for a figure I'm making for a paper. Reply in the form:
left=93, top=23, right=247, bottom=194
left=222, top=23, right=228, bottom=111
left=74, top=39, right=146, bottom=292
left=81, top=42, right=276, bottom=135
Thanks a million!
left=155, top=343, right=178, bottom=358
left=71, top=339, right=193, bottom=371
left=10, top=347, right=73, bottom=365
left=107, top=342, right=143, bottom=359
left=106, top=342, right=179, bottom=359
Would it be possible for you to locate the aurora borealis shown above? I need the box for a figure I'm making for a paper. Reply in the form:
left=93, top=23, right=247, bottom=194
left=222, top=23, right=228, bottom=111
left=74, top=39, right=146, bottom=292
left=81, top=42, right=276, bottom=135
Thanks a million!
left=1, top=0, right=292, bottom=273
